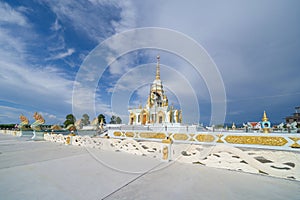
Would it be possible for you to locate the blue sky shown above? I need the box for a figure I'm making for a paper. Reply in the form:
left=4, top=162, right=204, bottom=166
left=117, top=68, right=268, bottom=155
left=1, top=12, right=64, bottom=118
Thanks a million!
left=1, top=0, right=300, bottom=125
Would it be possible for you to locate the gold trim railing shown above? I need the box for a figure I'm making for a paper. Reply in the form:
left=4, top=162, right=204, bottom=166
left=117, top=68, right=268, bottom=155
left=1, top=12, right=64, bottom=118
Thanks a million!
left=108, top=130, right=300, bottom=151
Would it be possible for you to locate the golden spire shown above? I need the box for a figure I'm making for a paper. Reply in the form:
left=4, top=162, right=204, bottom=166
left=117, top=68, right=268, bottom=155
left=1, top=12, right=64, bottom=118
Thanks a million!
left=156, top=55, right=160, bottom=80
left=262, top=111, right=268, bottom=122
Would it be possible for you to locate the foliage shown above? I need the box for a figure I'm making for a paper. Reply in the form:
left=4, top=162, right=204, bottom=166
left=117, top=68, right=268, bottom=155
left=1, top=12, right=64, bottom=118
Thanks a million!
left=63, top=114, right=76, bottom=128
left=81, top=114, right=90, bottom=126
left=97, top=114, right=106, bottom=124
left=283, top=124, right=287, bottom=128
left=116, top=116, right=122, bottom=124
left=110, top=115, right=122, bottom=124
left=214, top=124, right=224, bottom=129
left=0, top=124, right=17, bottom=129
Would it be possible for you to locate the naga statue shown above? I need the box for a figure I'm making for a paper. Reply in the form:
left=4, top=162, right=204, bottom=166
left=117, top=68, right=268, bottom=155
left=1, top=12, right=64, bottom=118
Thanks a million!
left=277, top=122, right=285, bottom=130
left=18, top=114, right=29, bottom=130
left=290, top=121, right=298, bottom=131
left=30, top=112, right=45, bottom=131
left=91, top=117, right=99, bottom=126
left=75, top=119, right=82, bottom=130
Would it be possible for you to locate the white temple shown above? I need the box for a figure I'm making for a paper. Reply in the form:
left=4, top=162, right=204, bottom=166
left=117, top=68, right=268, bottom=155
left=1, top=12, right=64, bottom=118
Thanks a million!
left=128, top=56, right=182, bottom=125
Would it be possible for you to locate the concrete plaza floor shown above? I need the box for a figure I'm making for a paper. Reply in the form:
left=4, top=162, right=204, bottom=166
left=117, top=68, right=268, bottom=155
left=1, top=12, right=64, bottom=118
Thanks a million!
left=0, top=134, right=299, bottom=200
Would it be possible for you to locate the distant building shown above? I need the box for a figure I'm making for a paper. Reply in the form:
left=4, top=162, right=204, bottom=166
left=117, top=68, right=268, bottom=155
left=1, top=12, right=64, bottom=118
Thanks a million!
left=285, top=106, right=300, bottom=125
left=247, top=122, right=261, bottom=130
left=128, top=56, right=182, bottom=125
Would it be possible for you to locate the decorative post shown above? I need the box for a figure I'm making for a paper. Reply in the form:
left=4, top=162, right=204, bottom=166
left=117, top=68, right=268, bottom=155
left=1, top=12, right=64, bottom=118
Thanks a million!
left=261, top=111, right=271, bottom=133
left=65, top=136, right=71, bottom=145
left=162, top=137, right=172, bottom=161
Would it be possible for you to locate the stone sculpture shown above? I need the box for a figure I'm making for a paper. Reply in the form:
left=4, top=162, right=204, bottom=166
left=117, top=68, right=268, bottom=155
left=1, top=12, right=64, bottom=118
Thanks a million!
left=30, top=112, right=45, bottom=131
left=18, top=114, right=29, bottom=130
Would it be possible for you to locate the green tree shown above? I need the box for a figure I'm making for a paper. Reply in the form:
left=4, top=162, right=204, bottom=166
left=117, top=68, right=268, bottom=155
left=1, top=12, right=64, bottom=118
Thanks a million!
left=81, top=114, right=90, bottom=126
left=116, top=116, right=122, bottom=124
left=215, top=124, right=224, bottom=129
left=63, top=114, right=76, bottom=128
left=0, top=124, right=16, bottom=129
left=110, top=115, right=122, bottom=124
left=97, top=114, right=106, bottom=124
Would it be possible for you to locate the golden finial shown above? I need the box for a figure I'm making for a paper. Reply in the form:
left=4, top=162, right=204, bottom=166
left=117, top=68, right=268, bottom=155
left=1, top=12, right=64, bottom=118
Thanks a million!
left=156, top=55, right=160, bottom=80
left=262, top=111, right=268, bottom=122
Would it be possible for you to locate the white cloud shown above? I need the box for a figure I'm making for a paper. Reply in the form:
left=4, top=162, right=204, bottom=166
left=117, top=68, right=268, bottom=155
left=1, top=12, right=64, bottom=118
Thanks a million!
left=0, top=58, right=74, bottom=117
left=0, top=28, right=26, bottom=59
left=0, top=106, right=30, bottom=124
left=111, top=0, right=136, bottom=33
left=107, top=52, right=139, bottom=76
left=47, top=48, right=75, bottom=60
left=51, top=18, right=62, bottom=31
left=0, top=2, right=29, bottom=27
left=42, top=0, right=136, bottom=42
left=40, top=112, right=64, bottom=123
left=0, top=105, right=64, bottom=124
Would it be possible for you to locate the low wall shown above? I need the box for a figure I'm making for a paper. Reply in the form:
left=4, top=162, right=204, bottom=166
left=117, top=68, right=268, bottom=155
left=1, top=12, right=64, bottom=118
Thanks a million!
left=0, top=129, right=22, bottom=136
left=44, top=133, right=300, bottom=181
left=1, top=130, right=299, bottom=181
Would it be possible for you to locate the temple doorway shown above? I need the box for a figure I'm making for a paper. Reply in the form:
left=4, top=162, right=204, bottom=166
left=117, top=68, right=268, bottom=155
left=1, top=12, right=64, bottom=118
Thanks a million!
left=142, top=114, right=147, bottom=125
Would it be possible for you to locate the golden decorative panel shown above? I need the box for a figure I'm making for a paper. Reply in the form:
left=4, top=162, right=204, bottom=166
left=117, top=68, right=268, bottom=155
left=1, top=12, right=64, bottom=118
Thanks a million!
left=216, top=134, right=224, bottom=143
left=125, top=132, right=134, bottom=137
left=113, top=131, right=122, bottom=137
left=224, top=136, right=288, bottom=146
left=139, top=132, right=166, bottom=139
left=162, top=138, right=173, bottom=144
left=289, top=137, right=300, bottom=148
left=173, top=133, right=188, bottom=141
left=196, top=134, right=215, bottom=143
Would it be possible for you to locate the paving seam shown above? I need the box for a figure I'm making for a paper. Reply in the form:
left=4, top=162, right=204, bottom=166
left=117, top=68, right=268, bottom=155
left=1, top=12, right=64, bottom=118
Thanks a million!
left=0, top=143, right=83, bottom=154
left=100, top=162, right=165, bottom=200
left=0, top=151, right=89, bottom=170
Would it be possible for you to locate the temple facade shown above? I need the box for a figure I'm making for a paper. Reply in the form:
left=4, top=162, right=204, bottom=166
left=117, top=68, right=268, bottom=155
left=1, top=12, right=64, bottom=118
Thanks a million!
left=128, top=56, right=182, bottom=125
